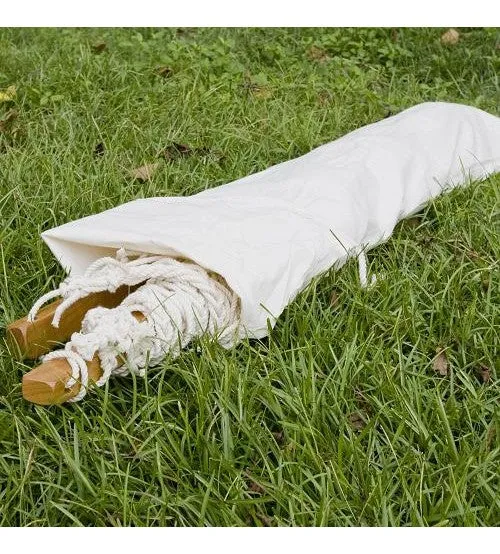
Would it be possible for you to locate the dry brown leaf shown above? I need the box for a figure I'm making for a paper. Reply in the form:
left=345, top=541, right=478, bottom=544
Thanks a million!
left=318, top=91, right=331, bottom=107
left=441, top=29, right=460, bottom=45
left=248, top=480, right=265, bottom=494
left=156, top=66, right=173, bottom=79
left=256, top=513, right=273, bottom=526
left=94, top=142, right=105, bottom=157
left=467, top=249, right=481, bottom=261
left=272, top=430, right=285, bottom=446
left=308, top=45, right=330, bottom=63
left=160, top=142, right=214, bottom=161
left=92, top=41, right=107, bottom=54
left=176, top=28, right=196, bottom=37
left=330, top=289, right=340, bottom=309
left=348, top=412, right=367, bottom=431
left=244, top=469, right=265, bottom=495
left=433, top=348, right=449, bottom=376
left=129, top=162, right=160, bottom=182
left=477, top=365, right=491, bottom=384
left=0, top=108, right=18, bottom=132
left=161, top=142, right=194, bottom=160
left=404, top=216, right=422, bottom=229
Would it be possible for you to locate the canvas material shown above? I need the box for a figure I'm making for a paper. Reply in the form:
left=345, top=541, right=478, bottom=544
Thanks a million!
left=41, top=102, right=500, bottom=338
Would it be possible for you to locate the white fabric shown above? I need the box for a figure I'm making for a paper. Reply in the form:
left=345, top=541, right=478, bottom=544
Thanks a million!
left=39, top=251, right=241, bottom=401
left=40, top=102, right=500, bottom=339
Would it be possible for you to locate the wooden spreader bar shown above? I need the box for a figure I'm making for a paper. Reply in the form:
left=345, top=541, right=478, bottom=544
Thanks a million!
left=6, top=285, right=136, bottom=360
left=21, top=310, right=145, bottom=405
left=6, top=285, right=143, bottom=405
left=22, top=353, right=103, bottom=405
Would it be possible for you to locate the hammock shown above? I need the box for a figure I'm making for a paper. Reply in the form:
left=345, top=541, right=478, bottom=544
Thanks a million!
left=28, top=102, right=500, bottom=401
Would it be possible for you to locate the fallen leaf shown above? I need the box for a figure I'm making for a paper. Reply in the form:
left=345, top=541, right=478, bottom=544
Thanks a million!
left=248, top=480, right=265, bottom=494
left=0, top=108, right=22, bottom=148
left=450, top=241, right=483, bottom=262
left=308, top=45, right=330, bottom=63
left=272, top=430, right=285, bottom=445
left=433, top=347, right=449, bottom=376
left=0, top=85, right=16, bottom=103
left=94, top=142, right=105, bottom=157
left=403, top=216, right=422, bottom=229
left=129, top=162, right=160, bottom=182
left=476, top=365, right=491, bottom=384
left=92, top=41, right=107, bottom=54
left=330, top=289, right=340, bottom=309
left=160, top=142, right=213, bottom=161
left=245, top=469, right=265, bottom=495
left=156, top=66, right=173, bottom=79
left=161, top=142, right=193, bottom=160
left=318, top=91, right=331, bottom=107
left=466, top=249, right=481, bottom=261
left=0, top=108, right=18, bottom=132
left=176, top=28, right=196, bottom=37
left=348, top=412, right=367, bottom=431
left=441, top=28, right=460, bottom=45
left=256, top=513, right=273, bottom=526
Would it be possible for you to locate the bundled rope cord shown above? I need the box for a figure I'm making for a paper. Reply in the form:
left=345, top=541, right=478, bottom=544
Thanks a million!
left=28, top=249, right=242, bottom=402
left=28, top=247, right=374, bottom=402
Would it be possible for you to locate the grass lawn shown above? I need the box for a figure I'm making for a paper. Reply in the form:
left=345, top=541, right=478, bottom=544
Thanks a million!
left=0, top=27, right=499, bottom=527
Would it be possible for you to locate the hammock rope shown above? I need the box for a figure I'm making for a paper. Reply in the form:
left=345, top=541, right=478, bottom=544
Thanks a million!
left=31, top=249, right=241, bottom=402
left=29, top=247, right=374, bottom=402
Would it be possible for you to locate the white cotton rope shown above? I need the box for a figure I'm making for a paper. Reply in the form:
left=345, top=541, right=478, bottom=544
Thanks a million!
left=30, top=249, right=241, bottom=402
left=357, top=250, right=377, bottom=288
left=29, top=247, right=374, bottom=402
